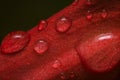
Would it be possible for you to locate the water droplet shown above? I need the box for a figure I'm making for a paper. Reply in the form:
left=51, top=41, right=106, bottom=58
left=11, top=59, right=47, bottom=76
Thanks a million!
left=52, top=60, right=61, bottom=69
left=56, top=16, right=72, bottom=33
left=34, top=40, right=48, bottom=54
left=86, top=10, right=93, bottom=20
left=87, top=0, right=92, bottom=5
left=38, top=20, right=47, bottom=31
left=60, top=73, right=66, bottom=79
left=1, top=31, right=30, bottom=54
left=101, top=9, right=108, bottom=18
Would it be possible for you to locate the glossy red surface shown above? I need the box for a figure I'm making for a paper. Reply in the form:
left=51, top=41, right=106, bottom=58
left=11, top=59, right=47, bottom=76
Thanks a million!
left=0, top=0, right=120, bottom=80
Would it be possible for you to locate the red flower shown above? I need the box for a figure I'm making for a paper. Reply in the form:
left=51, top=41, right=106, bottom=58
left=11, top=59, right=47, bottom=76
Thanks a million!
left=0, top=0, right=120, bottom=80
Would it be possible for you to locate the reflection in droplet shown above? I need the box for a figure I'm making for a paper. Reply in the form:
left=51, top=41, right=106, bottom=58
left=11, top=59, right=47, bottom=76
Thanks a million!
left=86, top=10, right=93, bottom=20
left=34, top=40, right=48, bottom=54
left=1, top=31, right=30, bottom=54
left=56, top=16, right=72, bottom=33
left=38, top=20, right=47, bottom=31
left=97, top=33, right=113, bottom=41
left=52, top=60, right=61, bottom=69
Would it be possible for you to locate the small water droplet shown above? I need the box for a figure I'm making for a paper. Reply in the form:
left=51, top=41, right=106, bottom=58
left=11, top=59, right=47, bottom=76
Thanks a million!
left=56, top=16, right=72, bottom=33
left=1, top=31, right=30, bottom=54
left=60, top=73, right=66, bottom=79
left=87, top=0, right=92, bottom=5
left=52, top=60, right=61, bottom=69
left=38, top=20, right=47, bottom=31
left=101, top=9, right=108, bottom=18
left=86, top=10, right=93, bottom=20
left=34, top=40, right=48, bottom=54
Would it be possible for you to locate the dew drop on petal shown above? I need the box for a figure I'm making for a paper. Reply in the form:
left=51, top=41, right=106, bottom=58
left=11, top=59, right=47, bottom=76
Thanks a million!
left=34, top=40, right=48, bottom=54
left=56, top=16, right=72, bottom=33
left=38, top=20, right=47, bottom=31
left=86, top=10, right=93, bottom=20
left=1, top=31, right=30, bottom=54
left=52, top=60, right=61, bottom=69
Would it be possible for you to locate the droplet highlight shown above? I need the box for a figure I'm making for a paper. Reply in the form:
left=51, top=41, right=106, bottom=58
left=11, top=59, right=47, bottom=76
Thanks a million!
left=101, top=9, right=108, bottom=18
left=1, top=31, right=30, bottom=54
left=38, top=20, right=47, bottom=31
left=34, top=40, right=48, bottom=54
left=52, top=60, right=61, bottom=69
left=86, top=10, right=93, bottom=20
left=56, top=16, right=72, bottom=33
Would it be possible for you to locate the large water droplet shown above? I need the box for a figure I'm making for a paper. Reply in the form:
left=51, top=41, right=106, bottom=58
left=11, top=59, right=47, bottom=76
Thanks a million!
left=86, top=10, right=93, bottom=20
left=1, top=31, right=30, bottom=54
left=56, top=16, right=72, bottom=33
left=38, top=20, right=47, bottom=31
left=34, top=40, right=48, bottom=54
left=52, top=60, right=61, bottom=69
left=101, top=9, right=108, bottom=18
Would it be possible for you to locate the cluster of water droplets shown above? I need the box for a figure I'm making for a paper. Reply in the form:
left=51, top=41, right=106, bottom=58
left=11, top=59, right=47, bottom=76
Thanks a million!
left=0, top=15, right=72, bottom=55
left=0, top=2, right=108, bottom=79
left=86, top=9, right=108, bottom=20
left=0, top=0, right=108, bottom=54
left=85, top=0, right=108, bottom=20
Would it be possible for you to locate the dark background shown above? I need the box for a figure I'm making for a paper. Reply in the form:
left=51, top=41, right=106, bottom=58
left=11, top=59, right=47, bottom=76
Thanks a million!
left=0, top=0, right=73, bottom=43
